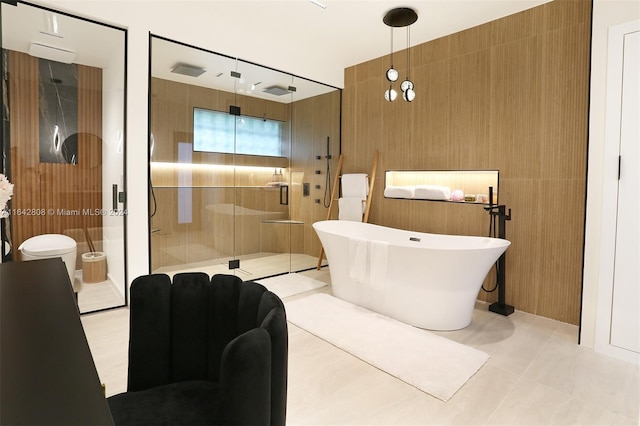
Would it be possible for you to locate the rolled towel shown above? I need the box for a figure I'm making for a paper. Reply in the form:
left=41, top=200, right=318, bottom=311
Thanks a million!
left=384, top=185, right=415, bottom=199
left=341, top=174, right=369, bottom=198
left=414, top=185, right=452, bottom=201
left=338, top=197, right=365, bottom=222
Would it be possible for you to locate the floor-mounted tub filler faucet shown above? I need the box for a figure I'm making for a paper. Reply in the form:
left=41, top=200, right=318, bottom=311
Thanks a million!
left=484, top=186, right=514, bottom=317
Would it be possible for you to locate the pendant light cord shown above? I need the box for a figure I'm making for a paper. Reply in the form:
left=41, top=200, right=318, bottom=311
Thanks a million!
left=390, top=26, right=394, bottom=68
left=406, top=25, right=411, bottom=79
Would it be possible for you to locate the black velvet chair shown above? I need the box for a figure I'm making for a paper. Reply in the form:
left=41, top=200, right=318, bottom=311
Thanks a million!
left=107, top=273, right=288, bottom=426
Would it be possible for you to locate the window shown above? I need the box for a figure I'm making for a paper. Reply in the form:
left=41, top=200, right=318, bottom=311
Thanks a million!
left=193, top=108, right=283, bottom=156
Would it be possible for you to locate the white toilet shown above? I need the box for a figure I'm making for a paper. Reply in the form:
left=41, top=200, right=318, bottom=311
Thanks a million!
left=19, top=234, right=77, bottom=287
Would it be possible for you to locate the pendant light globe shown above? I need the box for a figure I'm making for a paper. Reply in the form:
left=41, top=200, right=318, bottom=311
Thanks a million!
left=386, top=67, right=399, bottom=82
left=403, top=87, right=416, bottom=102
left=400, top=79, right=413, bottom=92
left=384, top=87, right=398, bottom=102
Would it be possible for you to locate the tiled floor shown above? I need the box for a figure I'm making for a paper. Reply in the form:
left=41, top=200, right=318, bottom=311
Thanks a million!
left=153, top=252, right=326, bottom=281
left=75, top=272, right=125, bottom=314
left=81, top=268, right=639, bottom=425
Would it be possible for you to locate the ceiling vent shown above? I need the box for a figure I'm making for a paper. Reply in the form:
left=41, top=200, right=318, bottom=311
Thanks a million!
left=263, top=85, right=291, bottom=96
left=28, top=42, right=75, bottom=64
left=171, top=63, right=206, bottom=78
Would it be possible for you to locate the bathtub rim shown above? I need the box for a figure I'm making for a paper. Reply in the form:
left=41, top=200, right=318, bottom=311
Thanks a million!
left=312, top=220, right=511, bottom=251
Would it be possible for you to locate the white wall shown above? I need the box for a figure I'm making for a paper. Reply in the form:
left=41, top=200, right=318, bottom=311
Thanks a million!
left=581, top=0, right=640, bottom=351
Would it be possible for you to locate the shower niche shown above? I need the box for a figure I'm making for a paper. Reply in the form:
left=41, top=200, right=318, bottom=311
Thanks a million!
left=149, top=36, right=340, bottom=279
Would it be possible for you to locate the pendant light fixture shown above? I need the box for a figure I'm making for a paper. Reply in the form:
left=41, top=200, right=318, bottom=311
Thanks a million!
left=383, top=7, right=418, bottom=102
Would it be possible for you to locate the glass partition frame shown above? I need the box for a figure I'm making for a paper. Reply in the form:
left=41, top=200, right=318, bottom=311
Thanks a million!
left=148, top=35, right=340, bottom=281
left=1, top=0, right=128, bottom=314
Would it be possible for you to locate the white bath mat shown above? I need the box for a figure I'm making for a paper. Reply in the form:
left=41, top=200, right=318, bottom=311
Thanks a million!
left=285, top=293, right=489, bottom=401
left=255, top=273, right=327, bottom=299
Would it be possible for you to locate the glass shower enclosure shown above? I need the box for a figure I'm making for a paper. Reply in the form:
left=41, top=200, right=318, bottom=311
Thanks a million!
left=1, top=1, right=127, bottom=313
left=149, top=36, right=340, bottom=280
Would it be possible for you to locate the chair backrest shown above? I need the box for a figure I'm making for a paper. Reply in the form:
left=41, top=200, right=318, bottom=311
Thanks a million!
left=126, top=272, right=288, bottom=425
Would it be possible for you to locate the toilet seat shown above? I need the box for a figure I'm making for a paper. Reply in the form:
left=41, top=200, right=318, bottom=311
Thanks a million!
left=19, top=234, right=76, bottom=256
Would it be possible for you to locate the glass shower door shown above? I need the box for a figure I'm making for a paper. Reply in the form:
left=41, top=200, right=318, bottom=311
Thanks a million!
left=230, top=59, right=293, bottom=279
left=148, top=35, right=341, bottom=280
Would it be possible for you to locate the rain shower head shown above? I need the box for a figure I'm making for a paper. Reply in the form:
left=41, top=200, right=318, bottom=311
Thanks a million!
left=171, top=63, right=206, bottom=78
left=263, top=85, right=291, bottom=96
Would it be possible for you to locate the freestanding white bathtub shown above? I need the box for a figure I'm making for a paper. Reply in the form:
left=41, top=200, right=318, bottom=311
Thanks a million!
left=313, top=220, right=511, bottom=331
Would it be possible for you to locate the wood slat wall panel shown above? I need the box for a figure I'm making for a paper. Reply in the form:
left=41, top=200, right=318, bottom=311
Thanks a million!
left=9, top=51, right=48, bottom=243
left=75, top=65, right=103, bottom=238
left=342, top=0, right=591, bottom=324
left=8, top=51, right=103, bottom=258
left=289, top=91, right=341, bottom=257
left=449, top=52, right=491, bottom=169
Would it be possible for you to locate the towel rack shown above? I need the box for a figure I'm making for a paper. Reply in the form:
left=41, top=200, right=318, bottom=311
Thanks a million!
left=317, top=150, right=379, bottom=269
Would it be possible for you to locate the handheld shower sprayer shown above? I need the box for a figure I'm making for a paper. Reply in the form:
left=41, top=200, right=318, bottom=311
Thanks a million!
left=325, top=137, right=332, bottom=160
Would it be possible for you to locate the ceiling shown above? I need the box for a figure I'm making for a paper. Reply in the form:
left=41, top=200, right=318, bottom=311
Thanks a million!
left=133, top=0, right=553, bottom=87
left=3, top=0, right=552, bottom=94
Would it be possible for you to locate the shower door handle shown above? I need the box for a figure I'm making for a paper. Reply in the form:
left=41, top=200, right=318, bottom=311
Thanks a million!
left=112, top=184, right=126, bottom=210
left=279, top=184, right=289, bottom=205
left=112, top=184, right=118, bottom=210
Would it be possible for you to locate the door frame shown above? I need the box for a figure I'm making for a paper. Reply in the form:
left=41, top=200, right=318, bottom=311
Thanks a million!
left=594, top=19, right=640, bottom=364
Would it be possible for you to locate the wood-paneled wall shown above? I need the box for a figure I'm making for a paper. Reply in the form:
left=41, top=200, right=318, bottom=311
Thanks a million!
left=290, top=91, right=341, bottom=258
left=8, top=51, right=103, bottom=258
left=342, top=0, right=591, bottom=324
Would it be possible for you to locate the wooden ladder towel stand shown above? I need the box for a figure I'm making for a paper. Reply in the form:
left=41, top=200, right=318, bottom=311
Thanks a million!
left=316, top=150, right=379, bottom=269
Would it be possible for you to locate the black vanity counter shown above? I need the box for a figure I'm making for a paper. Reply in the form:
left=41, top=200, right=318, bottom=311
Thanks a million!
left=0, top=258, right=114, bottom=425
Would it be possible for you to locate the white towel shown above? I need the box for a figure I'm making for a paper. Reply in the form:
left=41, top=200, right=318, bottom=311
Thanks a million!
left=414, top=185, right=451, bottom=201
left=369, top=240, right=389, bottom=289
left=384, top=185, right=415, bottom=199
left=348, top=237, right=369, bottom=283
left=342, top=174, right=369, bottom=198
left=338, top=198, right=364, bottom=222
